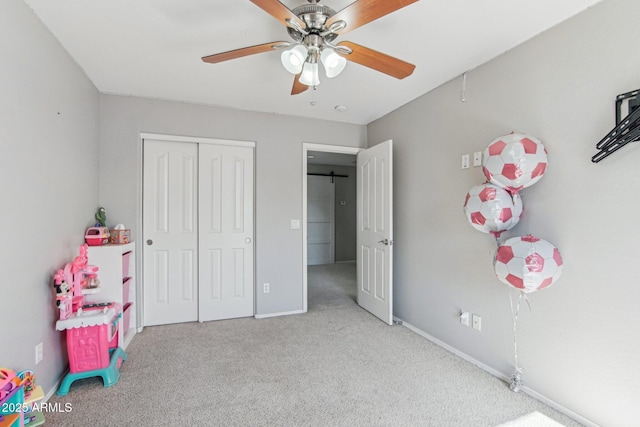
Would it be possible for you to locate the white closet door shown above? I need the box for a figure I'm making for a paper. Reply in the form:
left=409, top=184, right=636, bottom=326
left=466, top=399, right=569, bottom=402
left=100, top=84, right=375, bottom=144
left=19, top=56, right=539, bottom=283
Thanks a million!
left=143, top=140, right=198, bottom=326
left=198, top=143, right=254, bottom=322
left=307, top=175, right=335, bottom=265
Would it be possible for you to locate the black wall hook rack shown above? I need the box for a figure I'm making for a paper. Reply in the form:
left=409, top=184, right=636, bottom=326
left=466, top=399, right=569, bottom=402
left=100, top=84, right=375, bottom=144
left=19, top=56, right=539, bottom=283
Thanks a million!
left=592, top=89, right=640, bottom=163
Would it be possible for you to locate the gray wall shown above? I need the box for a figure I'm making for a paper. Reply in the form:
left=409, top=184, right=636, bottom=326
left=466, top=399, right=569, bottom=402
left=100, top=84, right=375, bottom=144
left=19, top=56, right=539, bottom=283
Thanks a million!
left=368, top=0, right=639, bottom=425
left=99, top=95, right=366, bottom=316
left=0, top=0, right=100, bottom=394
left=6, top=1, right=636, bottom=423
left=307, top=164, right=357, bottom=262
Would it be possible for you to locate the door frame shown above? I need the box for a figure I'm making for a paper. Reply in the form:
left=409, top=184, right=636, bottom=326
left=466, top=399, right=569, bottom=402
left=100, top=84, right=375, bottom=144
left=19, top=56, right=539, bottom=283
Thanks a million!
left=302, top=143, right=362, bottom=312
left=139, top=133, right=256, bottom=327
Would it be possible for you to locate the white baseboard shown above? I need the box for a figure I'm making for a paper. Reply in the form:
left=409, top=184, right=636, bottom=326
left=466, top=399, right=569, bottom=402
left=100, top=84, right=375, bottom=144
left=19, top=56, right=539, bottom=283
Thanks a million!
left=395, top=317, right=598, bottom=427
left=123, top=330, right=136, bottom=349
left=43, top=373, right=64, bottom=403
left=254, top=309, right=304, bottom=319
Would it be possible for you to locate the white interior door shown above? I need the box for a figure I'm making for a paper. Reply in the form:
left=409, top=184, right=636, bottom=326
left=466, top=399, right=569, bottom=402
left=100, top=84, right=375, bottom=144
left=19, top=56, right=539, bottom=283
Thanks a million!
left=307, top=175, right=335, bottom=265
left=198, top=143, right=254, bottom=322
left=357, top=140, right=393, bottom=325
left=143, top=140, right=198, bottom=326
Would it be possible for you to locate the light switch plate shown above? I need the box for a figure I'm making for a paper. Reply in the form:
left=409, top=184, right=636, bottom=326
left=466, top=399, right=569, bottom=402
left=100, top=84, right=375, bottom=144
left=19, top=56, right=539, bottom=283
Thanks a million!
left=461, top=154, right=470, bottom=169
left=460, top=311, right=470, bottom=326
left=290, top=219, right=300, bottom=229
left=472, top=314, right=482, bottom=331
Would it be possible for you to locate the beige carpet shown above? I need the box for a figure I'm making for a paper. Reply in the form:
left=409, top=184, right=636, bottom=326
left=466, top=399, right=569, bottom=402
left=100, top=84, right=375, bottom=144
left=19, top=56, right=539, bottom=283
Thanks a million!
left=44, top=262, right=582, bottom=426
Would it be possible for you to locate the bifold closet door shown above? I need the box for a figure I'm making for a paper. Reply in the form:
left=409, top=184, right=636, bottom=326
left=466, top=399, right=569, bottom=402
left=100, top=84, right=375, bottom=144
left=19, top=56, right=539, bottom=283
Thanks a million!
left=198, top=143, right=254, bottom=322
left=143, top=140, right=199, bottom=326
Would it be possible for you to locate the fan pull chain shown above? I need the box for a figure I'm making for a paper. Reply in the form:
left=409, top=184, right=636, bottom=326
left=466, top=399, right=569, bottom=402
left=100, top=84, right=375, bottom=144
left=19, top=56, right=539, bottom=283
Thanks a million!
left=309, top=86, right=318, bottom=107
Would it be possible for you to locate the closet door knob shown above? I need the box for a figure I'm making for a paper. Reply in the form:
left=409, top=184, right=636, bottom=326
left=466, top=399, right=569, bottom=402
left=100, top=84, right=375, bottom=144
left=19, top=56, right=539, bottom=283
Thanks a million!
left=146, top=239, right=153, bottom=245
left=245, top=238, right=252, bottom=244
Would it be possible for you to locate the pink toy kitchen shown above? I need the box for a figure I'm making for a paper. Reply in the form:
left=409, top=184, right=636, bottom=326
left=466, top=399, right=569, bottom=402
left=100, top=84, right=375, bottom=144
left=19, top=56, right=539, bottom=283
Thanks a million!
left=52, top=213, right=135, bottom=396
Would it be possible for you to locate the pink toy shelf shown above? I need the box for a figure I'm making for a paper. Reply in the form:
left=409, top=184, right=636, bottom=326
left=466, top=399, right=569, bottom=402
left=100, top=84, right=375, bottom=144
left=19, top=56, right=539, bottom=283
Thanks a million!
left=121, top=251, right=131, bottom=277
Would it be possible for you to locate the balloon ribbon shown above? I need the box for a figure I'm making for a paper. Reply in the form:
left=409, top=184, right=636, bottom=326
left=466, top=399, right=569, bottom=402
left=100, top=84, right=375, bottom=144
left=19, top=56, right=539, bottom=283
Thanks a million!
left=509, top=290, right=530, bottom=392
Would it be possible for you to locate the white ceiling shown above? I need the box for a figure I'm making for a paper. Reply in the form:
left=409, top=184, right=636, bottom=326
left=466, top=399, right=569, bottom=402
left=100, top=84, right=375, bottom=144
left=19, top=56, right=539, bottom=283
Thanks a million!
left=23, top=0, right=603, bottom=125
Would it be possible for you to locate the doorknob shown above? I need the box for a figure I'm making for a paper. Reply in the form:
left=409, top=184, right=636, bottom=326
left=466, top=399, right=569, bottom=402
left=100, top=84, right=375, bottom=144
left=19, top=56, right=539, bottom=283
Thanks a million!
left=245, top=238, right=252, bottom=244
left=146, top=239, right=153, bottom=245
left=378, top=239, right=390, bottom=246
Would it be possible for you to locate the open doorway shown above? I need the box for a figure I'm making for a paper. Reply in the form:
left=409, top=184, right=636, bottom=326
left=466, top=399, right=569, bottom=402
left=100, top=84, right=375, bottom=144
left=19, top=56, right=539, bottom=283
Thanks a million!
left=302, top=143, right=362, bottom=313
left=303, top=141, right=394, bottom=324
left=307, top=151, right=357, bottom=311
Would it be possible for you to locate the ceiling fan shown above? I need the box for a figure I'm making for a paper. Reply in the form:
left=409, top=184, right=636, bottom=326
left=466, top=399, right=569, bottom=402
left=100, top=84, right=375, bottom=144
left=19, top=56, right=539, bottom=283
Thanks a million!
left=202, top=0, right=418, bottom=95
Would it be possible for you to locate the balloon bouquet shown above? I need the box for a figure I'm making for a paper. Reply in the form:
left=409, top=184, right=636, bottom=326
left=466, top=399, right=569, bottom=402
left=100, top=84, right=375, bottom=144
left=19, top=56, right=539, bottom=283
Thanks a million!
left=463, top=133, right=564, bottom=392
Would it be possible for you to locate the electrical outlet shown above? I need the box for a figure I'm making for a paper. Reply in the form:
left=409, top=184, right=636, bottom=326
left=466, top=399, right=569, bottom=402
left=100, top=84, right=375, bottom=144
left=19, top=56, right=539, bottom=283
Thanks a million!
left=461, top=154, right=470, bottom=169
left=263, top=283, right=270, bottom=293
left=460, top=311, right=470, bottom=326
left=472, top=314, right=482, bottom=331
left=35, top=342, right=43, bottom=364
left=473, top=152, right=482, bottom=167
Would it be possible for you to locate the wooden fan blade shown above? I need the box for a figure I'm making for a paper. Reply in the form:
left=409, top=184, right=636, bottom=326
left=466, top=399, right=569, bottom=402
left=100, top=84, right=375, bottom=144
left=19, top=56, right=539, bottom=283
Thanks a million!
left=250, top=0, right=306, bottom=28
left=291, top=73, right=308, bottom=95
left=337, top=41, right=415, bottom=79
left=202, top=41, right=287, bottom=64
left=327, top=0, right=419, bottom=35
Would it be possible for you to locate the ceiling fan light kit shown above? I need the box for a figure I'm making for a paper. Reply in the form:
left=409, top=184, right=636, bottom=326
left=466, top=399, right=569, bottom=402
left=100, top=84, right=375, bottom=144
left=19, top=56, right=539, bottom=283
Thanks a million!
left=281, top=44, right=308, bottom=73
left=320, top=48, right=347, bottom=78
left=281, top=33, right=347, bottom=82
left=300, top=61, right=321, bottom=86
left=202, top=0, right=419, bottom=95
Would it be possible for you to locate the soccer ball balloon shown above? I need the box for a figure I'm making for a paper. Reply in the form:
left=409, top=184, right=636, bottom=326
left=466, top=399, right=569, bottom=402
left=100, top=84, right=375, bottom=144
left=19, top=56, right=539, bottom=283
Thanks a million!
left=463, top=183, right=523, bottom=238
left=482, top=133, right=548, bottom=194
left=494, top=235, right=563, bottom=293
